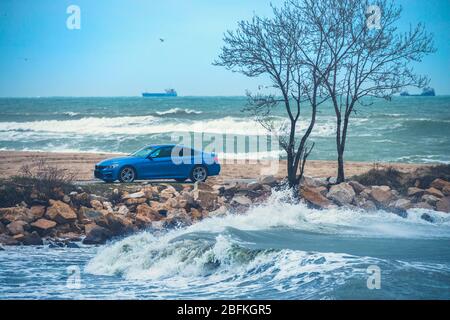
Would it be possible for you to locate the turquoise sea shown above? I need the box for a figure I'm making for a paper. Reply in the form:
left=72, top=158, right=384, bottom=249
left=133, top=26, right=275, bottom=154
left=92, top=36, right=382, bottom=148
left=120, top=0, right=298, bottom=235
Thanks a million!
left=0, top=96, right=449, bottom=163
left=0, top=96, right=449, bottom=300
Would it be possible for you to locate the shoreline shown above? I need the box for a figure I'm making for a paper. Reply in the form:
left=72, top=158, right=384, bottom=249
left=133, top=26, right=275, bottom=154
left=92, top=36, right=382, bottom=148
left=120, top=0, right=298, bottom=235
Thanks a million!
left=0, top=150, right=428, bottom=181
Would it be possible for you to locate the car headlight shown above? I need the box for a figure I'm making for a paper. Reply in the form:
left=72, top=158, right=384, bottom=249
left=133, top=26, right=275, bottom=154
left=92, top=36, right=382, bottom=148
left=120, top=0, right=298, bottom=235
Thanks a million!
left=105, top=164, right=119, bottom=169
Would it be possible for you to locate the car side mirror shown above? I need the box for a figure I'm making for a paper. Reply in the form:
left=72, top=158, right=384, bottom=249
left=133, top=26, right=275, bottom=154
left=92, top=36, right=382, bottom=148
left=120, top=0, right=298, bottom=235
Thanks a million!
left=147, top=154, right=154, bottom=160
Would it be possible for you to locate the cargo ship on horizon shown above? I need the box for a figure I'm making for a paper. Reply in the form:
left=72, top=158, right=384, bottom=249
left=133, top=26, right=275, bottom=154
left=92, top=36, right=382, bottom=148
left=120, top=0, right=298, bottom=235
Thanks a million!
left=142, top=89, right=177, bottom=97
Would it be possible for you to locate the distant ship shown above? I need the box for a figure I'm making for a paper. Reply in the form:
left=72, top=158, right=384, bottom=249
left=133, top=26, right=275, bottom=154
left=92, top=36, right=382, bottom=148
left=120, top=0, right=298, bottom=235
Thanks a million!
left=400, top=87, right=436, bottom=97
left=142, top=89, right=177, bottom=97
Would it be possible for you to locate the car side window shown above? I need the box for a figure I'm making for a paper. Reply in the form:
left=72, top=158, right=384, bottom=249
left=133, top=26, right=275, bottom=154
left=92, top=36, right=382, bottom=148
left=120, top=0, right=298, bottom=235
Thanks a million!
left=152, top=147, right=173, bottom=158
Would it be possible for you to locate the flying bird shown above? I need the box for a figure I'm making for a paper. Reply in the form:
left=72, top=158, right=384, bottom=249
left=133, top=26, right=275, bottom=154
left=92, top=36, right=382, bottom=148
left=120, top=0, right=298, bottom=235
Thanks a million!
left=159, top=38, right=165, bottom=43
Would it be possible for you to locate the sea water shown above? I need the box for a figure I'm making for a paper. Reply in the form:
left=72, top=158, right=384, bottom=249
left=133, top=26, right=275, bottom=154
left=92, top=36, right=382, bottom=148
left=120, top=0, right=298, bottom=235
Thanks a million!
left=0, top=96, right=449, bottom=163
left=0, top=189, right=449, bottom=299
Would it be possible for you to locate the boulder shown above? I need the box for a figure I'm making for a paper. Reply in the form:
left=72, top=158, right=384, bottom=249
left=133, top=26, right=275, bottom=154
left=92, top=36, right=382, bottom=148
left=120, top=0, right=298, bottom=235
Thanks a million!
left=124, top=197, right=146, bottom=205
left=122, top=191, right=145, bottom=200
left=83, top=226, right=112, bottom=245
left=258, top=175, right=277, bottom=186
left=0, top=234, right=19, bottom=245
left=209, top=206, right=228, bottom=217
left=45, top=200, right=77, bottom=224
left=6, top=220, right=28, bottom=235
left=443, top=186, right=450, bottom=197
left=300, top=186, right=333, bottom=209
left=30, top=205, right=46, bottom=220
left=421, top=213, right=434, bottom=223
left=421, top=194, right=440, bottom=206
left=194, top=182, right=214, bottom=192
left=246, top=182, right=262, bottom=191
left=0, top=221, right=6, bottom=234
left=106, top=213, right=134, bottom=235
left=430, top=178, right=450, bottom=191
left=231, top=195, right=252, bottom=206
left=407, top=187, right=424, bottom=198
left=302, top=176, right=328, bottom=188
left=31, top=219, right=57, bottom=232
left=370, top=187, right=394, bottom=207
left=391, top=199, right=413, bottom=211
left=0, top=207, right=34, bottom=224
left=412, top=202, right=434, bottom=210
left=190, top=208, right=204, bottom=220
left=193, top=189, right=218, bottom=210
left=436, top=197, right=450, bottom=213
left=22, top=231, right=43, bottom=245
left=349, top=181, right=366, bottom=194
left=326, top=183, right=356, bottom=206
left=117, top=205, right=129, bottom=215
left=424, top=187, right=444, bottom=199
left=354, top=196, right=377, bottom=211
left=90, top=199, right=104, bottom=211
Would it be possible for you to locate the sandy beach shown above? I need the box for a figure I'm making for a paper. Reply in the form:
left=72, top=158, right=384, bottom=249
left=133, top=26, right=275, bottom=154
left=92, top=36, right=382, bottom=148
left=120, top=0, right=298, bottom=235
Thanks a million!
left=0, top=150, right=427, bottom=182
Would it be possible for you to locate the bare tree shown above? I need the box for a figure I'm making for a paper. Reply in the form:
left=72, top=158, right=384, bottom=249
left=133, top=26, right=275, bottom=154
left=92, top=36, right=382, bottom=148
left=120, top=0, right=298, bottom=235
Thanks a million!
left=293, top=0, right=435, bottom=182
left=214, top=2, right=327, bottom=188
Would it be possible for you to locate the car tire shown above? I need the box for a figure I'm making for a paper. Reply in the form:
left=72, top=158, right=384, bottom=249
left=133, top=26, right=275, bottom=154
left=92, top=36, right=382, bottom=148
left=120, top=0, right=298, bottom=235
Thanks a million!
left=190, top=165, right=208, bottom=183
left=119, top=166, right=136, bottom=183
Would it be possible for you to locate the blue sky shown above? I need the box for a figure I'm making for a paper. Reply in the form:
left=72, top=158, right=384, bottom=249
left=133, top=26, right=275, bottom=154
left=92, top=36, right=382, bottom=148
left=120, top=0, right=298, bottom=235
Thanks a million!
left=0, top=0, right=449, bottom=97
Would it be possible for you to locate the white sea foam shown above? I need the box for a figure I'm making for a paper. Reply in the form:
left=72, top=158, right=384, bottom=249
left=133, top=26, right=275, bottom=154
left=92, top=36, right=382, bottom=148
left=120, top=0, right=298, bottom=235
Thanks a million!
left=155, top=108, right=203, bottom=116
left=0, top=116, right=336, bottom=137
left=85, top=188, right=450, bottom=284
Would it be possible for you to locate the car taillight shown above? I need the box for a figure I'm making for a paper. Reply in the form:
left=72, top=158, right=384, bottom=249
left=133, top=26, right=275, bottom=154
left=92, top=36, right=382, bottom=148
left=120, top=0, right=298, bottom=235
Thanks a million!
left=213, top=155, right=219, bottom=163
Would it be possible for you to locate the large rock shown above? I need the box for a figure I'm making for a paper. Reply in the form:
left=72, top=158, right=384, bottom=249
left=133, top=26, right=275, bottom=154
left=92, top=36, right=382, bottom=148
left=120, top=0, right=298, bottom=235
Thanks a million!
left=106, top=214, right=134, bottom=235
left=6, top=220, right=28, bottom=235
left=124, top=197, right=146, bottom=206
left=31, top=219, right=57, bottom=232
left=82, top=226, right=112, bottom=245
left=0, top=207, right=34, bottom=224
left=391, top=199, right=413, bottom=211
left=369, top=187, right=394, bottom=207
left=258, top=175, right=277, bottom=186
left=0, top=234, right=19, bottom=245
left=30, top=205, right=46, bottom=220
left=430, top=178, right=450, bottom=191
left=349, top=181, right=366, bottom=194
left=300, top=186, right=333, bottom=209
left=45, top=200, right=77, bottom=224
left=193, top=188, right=218, bottom=210
left=302, top=176, right=328, bottom=188
left=412, top=202, right=434, bottom=210
left=122, top=191, right=145, bottom=200
left=354, top=196, right=377, bottom=211
left=231, top=195, right=252, bottom=206
left=443, top=186, right=450, bottom=197
left=436, top=197, right=450, bottom=213
left=424, top=187, right=444, bottom=199
left=22, top=231, right=43, bottom=245
left=90, top=199, right=104, bottom=211
left=421, top=194, right=440, bottom=206
left=326, top=183, right=356, bottom=206
left=407, top=187, right=424, bottom=198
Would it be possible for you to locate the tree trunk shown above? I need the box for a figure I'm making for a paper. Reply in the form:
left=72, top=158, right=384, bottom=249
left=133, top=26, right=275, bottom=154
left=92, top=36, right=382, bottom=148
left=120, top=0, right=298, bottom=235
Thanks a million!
left=337, top=151, right=345, bottom=183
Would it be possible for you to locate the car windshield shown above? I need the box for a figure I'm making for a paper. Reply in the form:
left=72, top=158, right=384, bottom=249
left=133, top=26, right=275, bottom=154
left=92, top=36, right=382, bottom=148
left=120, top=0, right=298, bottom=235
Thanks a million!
left=130, top=146, right=155, bottom=158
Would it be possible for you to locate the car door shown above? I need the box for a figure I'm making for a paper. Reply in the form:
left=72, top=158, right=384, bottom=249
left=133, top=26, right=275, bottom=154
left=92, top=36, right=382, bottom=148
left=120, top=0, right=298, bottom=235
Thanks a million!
left=147, top=146, right=178, bottom=178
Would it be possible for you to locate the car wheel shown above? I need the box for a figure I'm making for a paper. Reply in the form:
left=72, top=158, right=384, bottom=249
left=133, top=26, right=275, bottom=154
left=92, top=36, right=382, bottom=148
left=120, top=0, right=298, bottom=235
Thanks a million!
left=190, top=165, right=208, bottom=182
left=119, top=166, right=136, bottom=183
left=175, top=178, right=186, bottom=183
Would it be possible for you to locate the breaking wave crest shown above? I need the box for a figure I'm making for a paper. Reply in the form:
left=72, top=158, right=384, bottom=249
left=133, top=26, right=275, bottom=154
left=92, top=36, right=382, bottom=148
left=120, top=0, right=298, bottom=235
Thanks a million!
left=85, top=189, right=450, bottom=298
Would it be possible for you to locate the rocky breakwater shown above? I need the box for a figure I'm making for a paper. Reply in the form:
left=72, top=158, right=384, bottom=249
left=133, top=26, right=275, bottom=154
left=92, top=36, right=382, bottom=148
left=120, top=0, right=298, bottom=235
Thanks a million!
left=0, top=177, right=276, bottom=247
left=300, top=177, right=450, bottom=221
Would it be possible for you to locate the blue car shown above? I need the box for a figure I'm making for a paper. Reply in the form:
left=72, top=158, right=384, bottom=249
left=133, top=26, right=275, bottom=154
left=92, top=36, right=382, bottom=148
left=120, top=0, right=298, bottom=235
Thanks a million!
left=94, top=144, right=221, bottom=183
